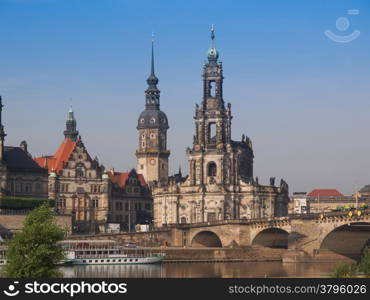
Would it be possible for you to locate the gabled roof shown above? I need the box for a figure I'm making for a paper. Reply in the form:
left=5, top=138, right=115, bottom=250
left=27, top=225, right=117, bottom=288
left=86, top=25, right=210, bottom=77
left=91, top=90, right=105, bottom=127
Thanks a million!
left=307, top=189, right=344, bottom=197
left=34, top=138, right=78, bottom=174
left=108, top=170, right=147, bottom=188
left=4, top=146, right=47, bottom=174
left=359, top=185, right=370, bottom=193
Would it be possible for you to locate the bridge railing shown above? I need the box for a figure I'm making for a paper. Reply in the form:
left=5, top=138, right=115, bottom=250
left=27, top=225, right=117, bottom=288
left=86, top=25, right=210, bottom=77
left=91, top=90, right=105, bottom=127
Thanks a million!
left=160, top=209, right=370, bottom=228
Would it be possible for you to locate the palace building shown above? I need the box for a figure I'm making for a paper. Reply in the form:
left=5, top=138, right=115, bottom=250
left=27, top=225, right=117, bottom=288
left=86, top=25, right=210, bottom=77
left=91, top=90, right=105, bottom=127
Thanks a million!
left=0, top=96, right=48, bottom=200
left=35, top=108, right=152, bottom=233
left=137, top=27, right=289, bottom=227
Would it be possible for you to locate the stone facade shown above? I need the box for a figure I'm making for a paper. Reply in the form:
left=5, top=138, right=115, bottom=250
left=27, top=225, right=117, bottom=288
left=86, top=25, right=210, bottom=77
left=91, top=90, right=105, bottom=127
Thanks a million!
left=358, top=185, right=370, bottom=201
left=0, top=97, right=48, bottom=200
left=0, top=213, right=72, bottom=234
left=142, top=28, right=289, bottom=228
left=107, top=168, right=153, bottom=232
left=35, top=108, right=152, bottom=234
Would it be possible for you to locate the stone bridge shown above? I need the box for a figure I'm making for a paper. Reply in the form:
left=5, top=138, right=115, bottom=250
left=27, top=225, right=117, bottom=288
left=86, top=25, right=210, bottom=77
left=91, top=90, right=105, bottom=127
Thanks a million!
left=176, top=210, right=370, bottom=257
left=74, top=210, right=370, bottom=259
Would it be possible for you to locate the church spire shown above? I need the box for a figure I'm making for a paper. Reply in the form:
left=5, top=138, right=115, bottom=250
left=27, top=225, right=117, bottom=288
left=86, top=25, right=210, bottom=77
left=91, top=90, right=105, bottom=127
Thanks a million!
left=0, top=96, right=6, bottom=162
left=64, top=106, right=79, bottom=141
left=145, top=35, right=160, bottom=109
left=150, top=34, right=155, bottom=77
left=207, top=24, right=219, bottom=63
left=0, top=96, right=6, bottom=137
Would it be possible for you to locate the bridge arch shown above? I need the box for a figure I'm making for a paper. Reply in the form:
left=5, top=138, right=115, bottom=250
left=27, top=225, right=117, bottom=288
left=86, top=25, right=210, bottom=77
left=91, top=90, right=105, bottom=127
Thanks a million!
left=319, top=221, right=370, bottom=260
left=251, top=228, right=289, bottom=249
left=190, top=230, right=223, bottom=247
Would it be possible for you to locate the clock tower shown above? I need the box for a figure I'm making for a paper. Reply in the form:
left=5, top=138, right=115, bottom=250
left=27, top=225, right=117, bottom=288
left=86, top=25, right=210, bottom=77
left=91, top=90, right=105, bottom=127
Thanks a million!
left=136, top=39, right=170, bottom=184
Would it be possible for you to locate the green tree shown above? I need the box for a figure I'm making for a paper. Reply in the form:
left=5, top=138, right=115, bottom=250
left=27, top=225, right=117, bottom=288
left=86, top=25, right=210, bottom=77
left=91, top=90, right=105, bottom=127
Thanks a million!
left=358, top=247, right=370, bottom=276
left=4, top=203, right=66, bottom=277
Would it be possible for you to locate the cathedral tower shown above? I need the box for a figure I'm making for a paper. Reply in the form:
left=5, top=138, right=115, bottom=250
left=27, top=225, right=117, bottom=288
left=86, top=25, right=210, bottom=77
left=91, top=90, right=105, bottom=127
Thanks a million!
left=187, top=26, right=254, bottom=187
left=136, top=39, right=169, bottom=184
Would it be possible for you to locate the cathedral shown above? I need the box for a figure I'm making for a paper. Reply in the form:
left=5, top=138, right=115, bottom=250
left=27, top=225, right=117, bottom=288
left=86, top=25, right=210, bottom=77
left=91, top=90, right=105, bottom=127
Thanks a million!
left=0, top=27, right=289, bottom=233
left=136, top=27, right=289, bottom=227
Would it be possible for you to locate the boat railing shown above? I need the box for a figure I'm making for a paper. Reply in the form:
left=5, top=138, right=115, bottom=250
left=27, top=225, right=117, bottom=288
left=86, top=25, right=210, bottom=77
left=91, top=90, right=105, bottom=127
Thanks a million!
left=62, top=245, right=122, bottom=251
left=74, top=253, right=149, bottom=259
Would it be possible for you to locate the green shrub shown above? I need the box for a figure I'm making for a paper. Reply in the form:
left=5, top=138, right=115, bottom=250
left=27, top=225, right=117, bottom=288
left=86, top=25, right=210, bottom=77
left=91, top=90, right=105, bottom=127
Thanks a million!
left=332, top=262, right=357, bottom=278
left=358, top=247, right=370, bottom=276
left=0, top=197, right=54, bottom=209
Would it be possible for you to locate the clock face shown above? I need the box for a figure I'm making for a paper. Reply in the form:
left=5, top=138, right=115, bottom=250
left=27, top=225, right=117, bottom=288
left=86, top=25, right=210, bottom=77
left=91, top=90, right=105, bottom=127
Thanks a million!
left=150, top=159, right=156, bottom=165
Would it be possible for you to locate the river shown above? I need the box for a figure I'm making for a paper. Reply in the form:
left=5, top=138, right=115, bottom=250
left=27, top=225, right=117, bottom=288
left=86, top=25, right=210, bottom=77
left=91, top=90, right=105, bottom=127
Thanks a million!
left=60, top=261, right=338, bottom=278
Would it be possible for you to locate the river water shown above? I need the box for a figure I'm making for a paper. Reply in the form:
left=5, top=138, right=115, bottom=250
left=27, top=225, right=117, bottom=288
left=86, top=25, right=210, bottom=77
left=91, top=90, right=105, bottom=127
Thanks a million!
left=60, top=262, right=338, bottom=278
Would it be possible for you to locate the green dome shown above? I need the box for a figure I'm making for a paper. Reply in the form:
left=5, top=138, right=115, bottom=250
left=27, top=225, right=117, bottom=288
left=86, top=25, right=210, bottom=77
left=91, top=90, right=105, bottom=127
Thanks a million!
left=102, top=173, right=109, bottom=180
left=49, top=172, right=57, bottom=178
left=207, top=47, right=219, bottom=60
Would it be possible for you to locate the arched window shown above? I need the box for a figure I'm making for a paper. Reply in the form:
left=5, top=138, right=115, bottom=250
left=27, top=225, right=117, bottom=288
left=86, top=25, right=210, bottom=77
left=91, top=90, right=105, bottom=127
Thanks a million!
left=208, top=162, right=217, bottom=177
left=208, top=123, right=216, bottom=143
left=180, top=217, right=187, bottom=224
left=209, top=80, right=216, bottom=97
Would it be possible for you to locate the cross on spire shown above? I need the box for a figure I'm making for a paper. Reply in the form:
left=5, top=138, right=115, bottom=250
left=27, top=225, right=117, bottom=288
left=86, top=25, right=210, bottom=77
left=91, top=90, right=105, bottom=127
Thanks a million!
left=207, top=24, right=219, bottom=62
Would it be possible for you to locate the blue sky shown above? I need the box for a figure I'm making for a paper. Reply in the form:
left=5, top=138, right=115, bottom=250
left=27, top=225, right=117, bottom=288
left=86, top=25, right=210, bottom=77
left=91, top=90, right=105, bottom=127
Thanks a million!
left=1, top=0, right=370, bottom=195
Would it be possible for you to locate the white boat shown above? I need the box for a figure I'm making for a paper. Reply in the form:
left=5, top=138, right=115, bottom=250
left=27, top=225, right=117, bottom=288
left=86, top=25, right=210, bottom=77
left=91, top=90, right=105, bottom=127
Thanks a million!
left=59, top=240, right=165, bottom=265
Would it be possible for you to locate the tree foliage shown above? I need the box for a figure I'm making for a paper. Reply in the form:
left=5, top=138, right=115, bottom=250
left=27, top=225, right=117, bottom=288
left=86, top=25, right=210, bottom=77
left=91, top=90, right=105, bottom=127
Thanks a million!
left=358, top=246, right=370, bottom=276
left=4, top=203, right=66, bottom=277
left=332, top=246, right=370, bottom=278
left=0, top=197, right=54, bottom=209
left=332, top=261, right=357, bottom=278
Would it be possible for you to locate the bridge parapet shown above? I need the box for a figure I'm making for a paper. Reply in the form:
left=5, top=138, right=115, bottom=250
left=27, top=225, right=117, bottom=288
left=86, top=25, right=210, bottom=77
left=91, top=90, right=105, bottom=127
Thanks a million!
left=249, top=218, right=291, bottom=230
left=158, top=210, right=370, bottom=230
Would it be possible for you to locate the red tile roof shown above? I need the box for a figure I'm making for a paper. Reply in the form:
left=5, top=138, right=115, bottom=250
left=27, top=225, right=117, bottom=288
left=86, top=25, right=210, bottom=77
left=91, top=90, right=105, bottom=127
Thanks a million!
left=307, top=189, right=344, bottom=197
left=137, top=174, right=147, bottom=186
left=109, top=171, right=129, bottom=188
left=108, top=170, right=147, bottom=188
left=34, top=138, right=78, bottom=174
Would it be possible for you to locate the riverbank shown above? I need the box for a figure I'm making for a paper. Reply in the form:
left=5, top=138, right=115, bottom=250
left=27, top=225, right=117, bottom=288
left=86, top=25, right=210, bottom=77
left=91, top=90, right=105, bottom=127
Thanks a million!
left=151, top=247, right=284, bottom=263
